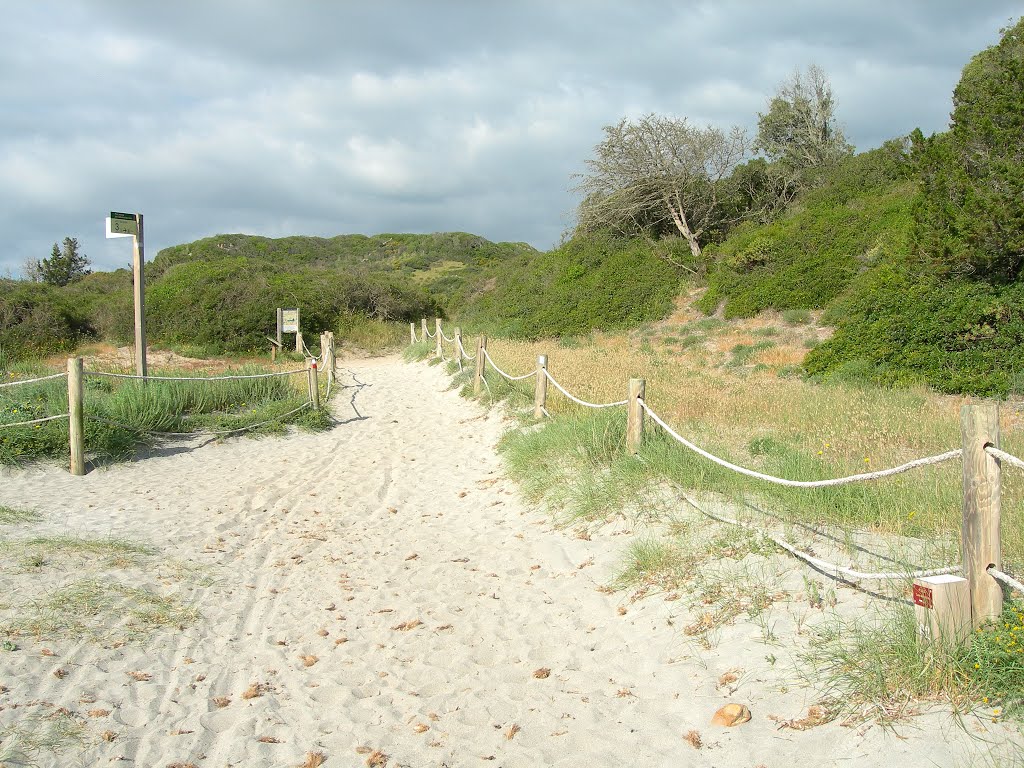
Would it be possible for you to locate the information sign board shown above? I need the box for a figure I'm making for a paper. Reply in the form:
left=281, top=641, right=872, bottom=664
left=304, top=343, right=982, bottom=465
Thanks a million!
left=282, top=309, right=299, bottom=333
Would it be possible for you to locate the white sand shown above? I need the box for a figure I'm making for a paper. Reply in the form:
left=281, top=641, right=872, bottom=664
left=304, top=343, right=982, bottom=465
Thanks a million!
left=0, top=356, right=1019, bottom=767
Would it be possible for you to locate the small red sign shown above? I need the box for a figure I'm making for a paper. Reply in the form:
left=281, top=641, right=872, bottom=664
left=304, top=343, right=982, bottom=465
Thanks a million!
left=913, top=584, right=933, bottom=609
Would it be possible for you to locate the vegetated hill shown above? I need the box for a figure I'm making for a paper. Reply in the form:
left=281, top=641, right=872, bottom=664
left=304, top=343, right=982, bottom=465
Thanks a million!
left=151, top=232, right=536, bottom=311
left=457, top=233, right=686, bottom=338
left=1, top=231, right=532, bottom=361
left=696, top=142, right=916, bottom=319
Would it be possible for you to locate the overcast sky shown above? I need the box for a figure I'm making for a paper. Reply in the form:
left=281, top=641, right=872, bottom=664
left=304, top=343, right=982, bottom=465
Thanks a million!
left=0, top=1, right=1019, bottom=276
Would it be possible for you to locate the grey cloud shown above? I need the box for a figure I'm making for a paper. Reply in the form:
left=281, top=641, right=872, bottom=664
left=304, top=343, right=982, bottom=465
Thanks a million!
left=0, top=1, right=1020, bottom=275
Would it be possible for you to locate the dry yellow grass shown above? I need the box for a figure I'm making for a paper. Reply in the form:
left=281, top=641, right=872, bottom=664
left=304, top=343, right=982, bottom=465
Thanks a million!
left=472, top=331, right=1023, bottom=564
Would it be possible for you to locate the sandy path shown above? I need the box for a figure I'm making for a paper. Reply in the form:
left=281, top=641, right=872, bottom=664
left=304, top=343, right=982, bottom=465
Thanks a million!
left=0, top=356, right=1018, bottom=767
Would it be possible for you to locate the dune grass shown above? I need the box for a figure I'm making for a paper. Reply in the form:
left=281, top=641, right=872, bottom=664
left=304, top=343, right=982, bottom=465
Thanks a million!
left=5, top=578, right=200, bottom=642
left=0, top=708, right=87, bottom=766
left=0, top=534, right=201, bottom=644
left=0, top=359, right=331, bottom=466
left=0, top=506, right=41, bottom=525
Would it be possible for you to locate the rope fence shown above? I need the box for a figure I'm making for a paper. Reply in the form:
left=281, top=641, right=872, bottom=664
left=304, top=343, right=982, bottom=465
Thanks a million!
left=3, top=346, right=337, bottom=475
left=0, top=413, right=70, bottom=429
left=85, top=369, right=305, bottom=382
left=414, top=316, right=1024, bottom=642
left=0, top=372, right=68, bottom=389
left=640, top=399, right=963, bottom=489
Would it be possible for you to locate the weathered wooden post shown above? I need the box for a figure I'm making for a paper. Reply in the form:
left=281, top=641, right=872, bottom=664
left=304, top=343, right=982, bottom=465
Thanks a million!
left=533, top=355, right=548, bottom=419
left=435, top=319, right=442, bottom=359
left=421, top=318, right=428, bottom=341
left=308, top=361, right=320, bottom=411
left=68, top=357, right=85, bottom=476
left=474, top=335, right=487, bottom=395
left=627, top=378, right=645, bottom=454
left=410, top=323, right=417, bottom=344
left=276, top=307, right=283, bottom=349
left=454, top=327, right=462, bottom=361
left=270, top=341, right=277, bottom=363
left=961, top=403, right=1002, bottom=627
left=327, top=331, right=336, bottom=378
left=295, top=331, right=304, bottom=357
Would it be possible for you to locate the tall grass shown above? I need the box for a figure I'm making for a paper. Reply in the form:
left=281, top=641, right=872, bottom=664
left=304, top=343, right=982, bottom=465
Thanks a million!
left=1, top=361, right=328, bottom=465
left=471, top=334, right=1021, bottom=568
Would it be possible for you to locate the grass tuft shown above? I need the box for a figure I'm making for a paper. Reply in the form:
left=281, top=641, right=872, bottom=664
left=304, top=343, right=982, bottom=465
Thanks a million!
left=0, top=505, right=42, bottom=525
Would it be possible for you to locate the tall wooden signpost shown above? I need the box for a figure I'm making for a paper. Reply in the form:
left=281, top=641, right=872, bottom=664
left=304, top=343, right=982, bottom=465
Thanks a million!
left=107, top=211, right=146, bottom=379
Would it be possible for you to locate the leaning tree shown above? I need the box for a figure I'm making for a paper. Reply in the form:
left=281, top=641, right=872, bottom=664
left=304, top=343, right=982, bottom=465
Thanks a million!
left=574, top=114, right=753, bottom=263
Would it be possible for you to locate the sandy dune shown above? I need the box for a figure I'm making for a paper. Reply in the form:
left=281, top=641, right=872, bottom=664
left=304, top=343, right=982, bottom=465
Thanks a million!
left=0, top=356, right=1019, bottom=767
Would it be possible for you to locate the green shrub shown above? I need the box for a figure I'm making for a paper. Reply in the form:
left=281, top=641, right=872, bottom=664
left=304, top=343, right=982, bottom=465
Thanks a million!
left=806, top=262, right=1024, bottom=396
left=460, top=233, right=683, bottom=338
left=697, top=146, right=916, bottom=319
left=782, top=309, right=811, bottom=325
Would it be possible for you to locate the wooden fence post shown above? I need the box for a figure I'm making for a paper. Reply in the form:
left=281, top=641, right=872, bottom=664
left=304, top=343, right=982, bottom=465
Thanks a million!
left=421, top=318, right=428, bottom=341
left=435, top=319, right=442, bottom=359
left=295, top=331, right=304, bottom=356
left=454, top=327, right=462, bottom=360
left=327, top=331, right=336, bottom=378
left=410, top=322, right=416, bottom=344
left=627, top=378, right=645, bottom=454
left=961, top=403, right=1002, bottom=627
left=474, top=335, right=487, bottom=395
left=533, top=355, right=548, bottom=419
left=68, top=357, right=85, bottom=476
left=308, top=361, right=320, bottom=411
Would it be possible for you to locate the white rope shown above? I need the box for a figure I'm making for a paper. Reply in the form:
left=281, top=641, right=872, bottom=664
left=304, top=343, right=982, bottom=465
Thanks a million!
left=543, top=369, right=627, bottom=409
left=481, top=349, right=536, bottom=381
left=678, top=491, right=960, bottom=582
left=85, top=369, right=305, bottom=382
left=0, top=372, right=68, bottom=389
left=0, top=413, right=69, bottom=429
left=985, top=446, right=1024, bottom=472
left=457, top=337, right=476, bottom=361
left=424, top=328, right=436, bottom=339
left=86, top=402, right=311, bottom=438
left=541, top=406, right=552, bottom=420
left=439, top=328, right=455, bottom=343
left=639, top=400, right=961, bottom=488
left=989, top=566, right=1024, bottom=595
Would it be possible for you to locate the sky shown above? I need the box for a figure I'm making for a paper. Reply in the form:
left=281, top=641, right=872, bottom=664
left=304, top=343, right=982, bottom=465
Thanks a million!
left=0, top=1, right=1020, bottom=276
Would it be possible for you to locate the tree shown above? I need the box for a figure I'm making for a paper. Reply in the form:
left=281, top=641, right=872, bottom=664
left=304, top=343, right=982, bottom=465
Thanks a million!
left=756, top=65, right=852, bottom=174
left=36, top=237, right=91, bottom=286
left=574, top=114, right=753, bottom=262
left=913, top=18, right=1024, bottom=282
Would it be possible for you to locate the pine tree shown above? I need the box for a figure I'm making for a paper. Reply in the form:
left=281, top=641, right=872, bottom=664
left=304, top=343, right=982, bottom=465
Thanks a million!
left=36, top=237, right=91, bottom=286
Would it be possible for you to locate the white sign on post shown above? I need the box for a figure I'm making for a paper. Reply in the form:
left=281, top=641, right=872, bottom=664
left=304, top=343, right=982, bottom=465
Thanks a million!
left=282, top=309, right=299, bottom=333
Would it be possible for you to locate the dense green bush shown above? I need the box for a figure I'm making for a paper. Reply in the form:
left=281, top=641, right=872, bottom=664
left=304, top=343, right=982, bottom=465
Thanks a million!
left=146, top=257, right=438, bottom=353
left=697, top=178, right=914, bottom=318
left=459, top=233, right=683, bottom=338
left=0, top=280, right=92, bottom=361
left=805, top=262, right=1024, bottom=395
left=913, top=18, right=1024, bottom=282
